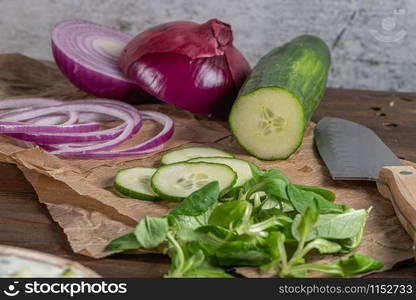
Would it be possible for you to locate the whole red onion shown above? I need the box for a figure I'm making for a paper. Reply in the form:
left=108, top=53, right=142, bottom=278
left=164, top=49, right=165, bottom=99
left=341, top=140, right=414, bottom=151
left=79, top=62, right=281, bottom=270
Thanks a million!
left=119, top=19, right=251, bottom=116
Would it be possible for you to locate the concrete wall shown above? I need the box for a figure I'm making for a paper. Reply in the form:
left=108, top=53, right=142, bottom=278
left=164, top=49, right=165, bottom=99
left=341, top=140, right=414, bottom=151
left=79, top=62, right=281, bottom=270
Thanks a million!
left=0, top=0, right=414, bottom=92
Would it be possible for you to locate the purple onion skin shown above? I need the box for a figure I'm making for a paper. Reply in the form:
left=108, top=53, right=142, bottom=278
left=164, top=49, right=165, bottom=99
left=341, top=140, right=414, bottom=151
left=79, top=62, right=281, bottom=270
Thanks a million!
left=128, top=53, right=236, bottom=117
left=52, top=41, right=147, bottom=102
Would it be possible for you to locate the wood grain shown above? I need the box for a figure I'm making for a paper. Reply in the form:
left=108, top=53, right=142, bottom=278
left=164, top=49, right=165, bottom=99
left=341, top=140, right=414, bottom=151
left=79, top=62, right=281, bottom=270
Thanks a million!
left=0, top=87, right=415, bottom=277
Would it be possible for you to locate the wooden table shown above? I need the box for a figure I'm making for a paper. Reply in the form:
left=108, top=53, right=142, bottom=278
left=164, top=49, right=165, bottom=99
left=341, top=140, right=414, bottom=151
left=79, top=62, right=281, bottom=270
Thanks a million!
left=0, top=88, right=415, bottom=277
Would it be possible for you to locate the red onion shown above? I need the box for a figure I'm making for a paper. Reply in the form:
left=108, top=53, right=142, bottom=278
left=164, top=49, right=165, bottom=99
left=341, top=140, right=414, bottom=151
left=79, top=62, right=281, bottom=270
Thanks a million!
left=0, top=98, right=174, bottom=159
left=0, top=98, right=79, bottom=125
left=52, top=20, right=144, bottom=100
left=0, top=120, right=100, bottom=133
left=30, top=113, right=79, bottom=125
left=119, top=19, right=251, bottom=116
left=50, top=110, right=174, bottom=158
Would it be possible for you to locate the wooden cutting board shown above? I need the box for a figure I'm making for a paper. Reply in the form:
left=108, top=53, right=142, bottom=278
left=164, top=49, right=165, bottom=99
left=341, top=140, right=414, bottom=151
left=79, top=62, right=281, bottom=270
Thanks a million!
left=0, top=54, right=415, bottom=277
left=7, top=117, right=413, bottom=276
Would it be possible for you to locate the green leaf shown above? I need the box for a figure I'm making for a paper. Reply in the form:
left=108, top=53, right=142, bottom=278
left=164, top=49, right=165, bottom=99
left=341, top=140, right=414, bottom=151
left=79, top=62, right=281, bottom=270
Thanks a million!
left=247, top=215, right=292, bottom=233
left=196, top=225, right=233, bottom=240
left=253, top=207, right=283, bottom=222
left=337, top=224, right=365, bottom=254
left=291, top=209, right=369, bottom=242
left=208, top=200, right=251, bottom=229
left=247, top=177, right=288, bottom=201
left=215, top=241, right=271, bottom=267
left=288, top=263, right=344, bottom=277
left=287, top=184, right=346, bottom=214
left=295, top=198, right=320, bottom=242
left=301, top=238, right=342, bottom=255
left=243, top=168, right=289, bottom=201
left=170, top=182, right=220, bottom=230
left=328, top=254, right=384, bottom=276
left=263, top=169, right=290, bottom=184
left=105, top=233, right=141, bottom=251
left=294, top=184, right=336, bottom=202
left=248, top=162, right=265, bottom=179
left=265, top=232, right=283, bottom=260
left=134, top=216, right=169, bottom=249
left=184, top=249, right=206, bottom=273
left=171, top=181, right=219, bottom=217
left=183, top=269, right=234, bottom=278
left=193, top=226, right=231, bottom=255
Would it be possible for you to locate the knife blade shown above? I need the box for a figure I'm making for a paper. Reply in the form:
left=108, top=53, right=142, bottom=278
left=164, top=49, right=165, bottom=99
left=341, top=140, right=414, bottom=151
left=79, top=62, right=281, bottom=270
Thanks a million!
left=314, top=117, right=402, bottom=180
left=315, top=117, right=416, bottom=244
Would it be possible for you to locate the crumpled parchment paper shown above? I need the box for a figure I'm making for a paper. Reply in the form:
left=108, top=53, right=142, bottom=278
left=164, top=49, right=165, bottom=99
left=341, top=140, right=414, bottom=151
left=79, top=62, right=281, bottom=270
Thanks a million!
left=0, top=53, right=413, bottom=276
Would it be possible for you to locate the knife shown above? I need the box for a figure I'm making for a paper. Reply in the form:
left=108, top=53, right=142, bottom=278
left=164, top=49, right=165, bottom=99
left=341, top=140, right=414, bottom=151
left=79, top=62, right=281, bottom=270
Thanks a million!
left=314, top=117, right=416, bottom=245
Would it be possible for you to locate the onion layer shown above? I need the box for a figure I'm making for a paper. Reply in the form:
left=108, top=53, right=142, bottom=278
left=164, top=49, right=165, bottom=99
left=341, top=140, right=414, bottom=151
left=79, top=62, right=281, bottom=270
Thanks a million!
left=0, top=98, right=174, bottom=159
left=52, top=20, right=144, bottom=100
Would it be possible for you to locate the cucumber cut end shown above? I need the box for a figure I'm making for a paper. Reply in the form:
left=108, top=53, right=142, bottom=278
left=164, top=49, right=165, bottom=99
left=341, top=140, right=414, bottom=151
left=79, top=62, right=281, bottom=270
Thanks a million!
left=230, top=88, right=304, bottom=160
left=160, top=146, right=234, bottom=165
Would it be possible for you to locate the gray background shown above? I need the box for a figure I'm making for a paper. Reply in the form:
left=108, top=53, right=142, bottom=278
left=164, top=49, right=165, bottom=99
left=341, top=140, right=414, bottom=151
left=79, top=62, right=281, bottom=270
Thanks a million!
left=0, top=0, right=414, bottom=92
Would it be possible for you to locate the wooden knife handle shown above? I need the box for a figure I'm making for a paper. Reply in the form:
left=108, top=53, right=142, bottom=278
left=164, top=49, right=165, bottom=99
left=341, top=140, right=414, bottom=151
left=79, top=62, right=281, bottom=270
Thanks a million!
left=377, top=166, right=416, bottom=250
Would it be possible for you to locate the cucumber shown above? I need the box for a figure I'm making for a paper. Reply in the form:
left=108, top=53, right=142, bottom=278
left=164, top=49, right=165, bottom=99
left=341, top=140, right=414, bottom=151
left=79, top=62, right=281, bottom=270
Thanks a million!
left=188, top=157, right=253, bottom=187
left=229, top=35, right=330, bottom=160
left=161, top=146, right=233, bottom=165
left=151, top=162, right=236, bottom=201
left=114, top=167, right=159, bottom=201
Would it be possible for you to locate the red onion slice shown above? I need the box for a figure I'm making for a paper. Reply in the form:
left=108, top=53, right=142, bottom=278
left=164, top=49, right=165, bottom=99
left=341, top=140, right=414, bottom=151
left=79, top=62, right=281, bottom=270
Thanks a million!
left=50, top=111, right=173, bottom=159
left=0, top=121, right=100, bottom=133
left=52, top=20, right=142, bottom=100
left=43, top=105, right=138, bottom=154
left=120, top=110, right=174, bottom=152
left=0, top=97, right=173, bottom=159
left=0, top=98, right=79, bottom=125
left=29, top=112, right=79, bottom=125
left=1, top=99, right=141, bottom=143
left=46, top=109, right=172, bottom=151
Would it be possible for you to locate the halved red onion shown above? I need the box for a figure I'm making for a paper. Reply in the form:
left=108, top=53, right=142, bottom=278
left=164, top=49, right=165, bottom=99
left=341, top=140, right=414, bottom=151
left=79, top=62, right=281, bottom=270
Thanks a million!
left=52, top=20, right=143, bottom=100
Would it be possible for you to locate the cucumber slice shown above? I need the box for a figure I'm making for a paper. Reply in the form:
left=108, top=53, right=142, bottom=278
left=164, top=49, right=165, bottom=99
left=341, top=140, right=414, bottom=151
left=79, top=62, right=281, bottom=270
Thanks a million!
left=188, top=157, right=253, bottom=187
left=151, top=162, right=236, bottom=201
left=114, top=167, right=159, bottom=201
left=160, top=146, right=233, bottom=165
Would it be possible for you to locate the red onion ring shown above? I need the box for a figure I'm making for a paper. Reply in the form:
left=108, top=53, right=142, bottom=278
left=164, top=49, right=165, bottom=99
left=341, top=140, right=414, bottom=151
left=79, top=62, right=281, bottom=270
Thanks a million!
left=6, top=104, right=138, bottom=153
left=0, top=98, right=174, bottom=159
left=0, top=120, right=100, bottom=134
left=46, top=110, right=174, bottom=158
